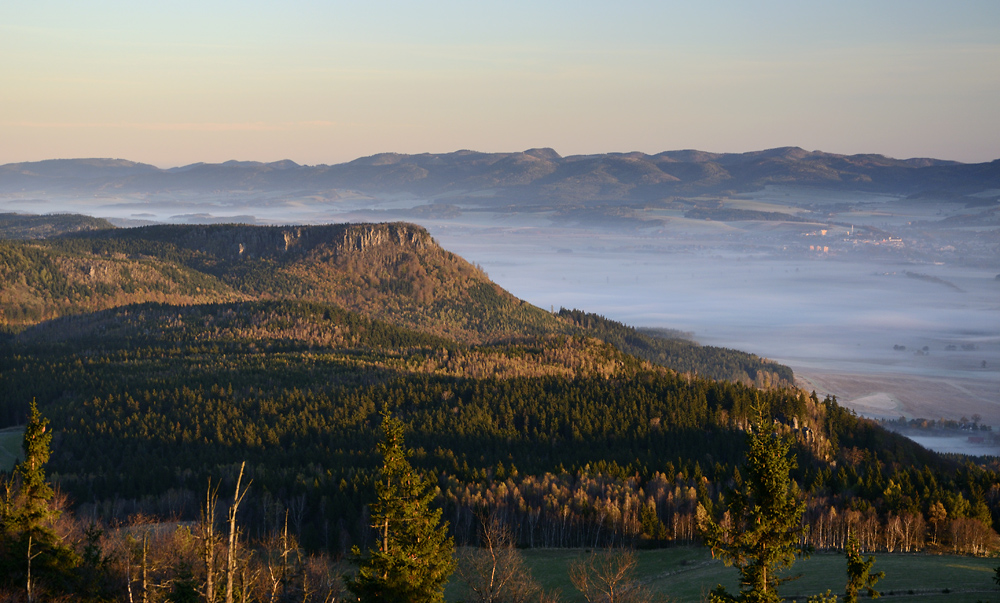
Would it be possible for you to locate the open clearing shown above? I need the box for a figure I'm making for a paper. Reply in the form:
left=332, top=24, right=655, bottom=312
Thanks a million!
left=445, top=547, right=998, bottom=602
left=795, top=369, right=1000, bottom=424
left=0, top=426, right=23, bottom=472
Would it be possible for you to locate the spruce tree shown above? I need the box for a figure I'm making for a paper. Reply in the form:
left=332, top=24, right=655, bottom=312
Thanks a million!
left=346, top=410, right=456, bottom=603
left=697, top=405, right=807, bottom=603
left=1, top=401, right=77, bottom=595
left=7, top=401, right=57, bottom=535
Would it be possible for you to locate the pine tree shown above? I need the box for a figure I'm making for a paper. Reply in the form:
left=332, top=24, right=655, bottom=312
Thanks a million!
left=346, top=410, right=456, bottom=603
left=697, top=404, right=807, bottom=603
left=844, top=531, right=883, bottom=603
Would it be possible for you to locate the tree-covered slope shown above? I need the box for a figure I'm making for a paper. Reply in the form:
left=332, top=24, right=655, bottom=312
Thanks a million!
left=0, top=236, right=241, bottom=328
left=557, top=308, right=794, bottom=387
left=0, top=214, right=993, bottom=559
left=0, top=299, right=808, bottom=543
left=4, top=299, right=991, bottom=558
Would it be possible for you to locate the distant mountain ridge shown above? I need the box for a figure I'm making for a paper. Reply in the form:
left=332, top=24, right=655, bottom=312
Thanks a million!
left=2, top=147, right=997, bottom=203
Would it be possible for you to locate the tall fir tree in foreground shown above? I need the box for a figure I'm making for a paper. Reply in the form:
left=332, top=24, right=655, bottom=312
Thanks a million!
left=346, top=410, right=456, bottom=603
left=697, top=403, right=807, bottom=603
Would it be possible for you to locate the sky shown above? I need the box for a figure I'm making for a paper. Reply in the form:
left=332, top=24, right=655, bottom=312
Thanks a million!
left=2, top=1, right=999, bottom=167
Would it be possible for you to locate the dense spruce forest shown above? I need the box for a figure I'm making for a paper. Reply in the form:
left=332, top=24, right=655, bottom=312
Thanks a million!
left=0, top=214, right=998, bottom=601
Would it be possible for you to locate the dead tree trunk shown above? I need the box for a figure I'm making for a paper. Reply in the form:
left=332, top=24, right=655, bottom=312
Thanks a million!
left=141, top=532, right=150, bottom=603
left=226, top=462, right=251, bottom=603
left=203, top=481, right=220, bottom=603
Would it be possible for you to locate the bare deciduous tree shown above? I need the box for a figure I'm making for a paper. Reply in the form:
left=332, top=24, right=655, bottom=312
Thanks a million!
left=569, top=548, right=660, bottom=603
left=458, top=511, right=546, bottom=603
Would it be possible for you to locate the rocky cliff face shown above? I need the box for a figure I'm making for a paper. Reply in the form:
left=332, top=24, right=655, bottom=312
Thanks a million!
left=336, top=222, right=430, bottom=254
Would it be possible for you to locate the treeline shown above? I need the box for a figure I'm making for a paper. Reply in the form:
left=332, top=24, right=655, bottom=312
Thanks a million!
left=2, top=399, right=996, bottom=603
left=0, top=212, right=114, bottom=240
left=16, top=301, right=454, bottom=351
left=879, top=415, right=994, bottom=433
left=1, top=405, right=664, bottom=603
left=684, top=208, right=809, bottom=222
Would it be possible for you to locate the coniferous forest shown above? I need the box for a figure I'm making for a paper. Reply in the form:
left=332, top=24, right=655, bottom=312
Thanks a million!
left=0, top=214, right=998, bottom=601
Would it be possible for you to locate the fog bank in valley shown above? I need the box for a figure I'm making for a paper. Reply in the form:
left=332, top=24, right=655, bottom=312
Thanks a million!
left=2, top=182, right=998, bottom=454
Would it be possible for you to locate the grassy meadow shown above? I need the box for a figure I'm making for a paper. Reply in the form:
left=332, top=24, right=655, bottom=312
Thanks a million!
left=445, top=546, right=998, bottom=602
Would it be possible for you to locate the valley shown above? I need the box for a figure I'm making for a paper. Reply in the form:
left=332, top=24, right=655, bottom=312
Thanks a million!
left=6, top=1, right=999, bottom=598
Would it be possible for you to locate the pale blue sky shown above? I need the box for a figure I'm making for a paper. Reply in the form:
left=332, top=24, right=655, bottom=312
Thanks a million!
left=2, top=1, right=998, bottom=166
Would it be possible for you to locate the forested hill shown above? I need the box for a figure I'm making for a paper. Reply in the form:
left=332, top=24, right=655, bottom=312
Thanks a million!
left=558, top=309, right=793, bottom=387
left=0, top=215, right=791, bottom=384
left=0, top=220, right=560, bottom=343
left=2, top=296, right=986, bottom=559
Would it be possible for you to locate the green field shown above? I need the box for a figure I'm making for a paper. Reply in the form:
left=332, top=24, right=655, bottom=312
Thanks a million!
left=446, top=547, right=998, bottom=602
left=0, top=426, right=24, bottom=472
